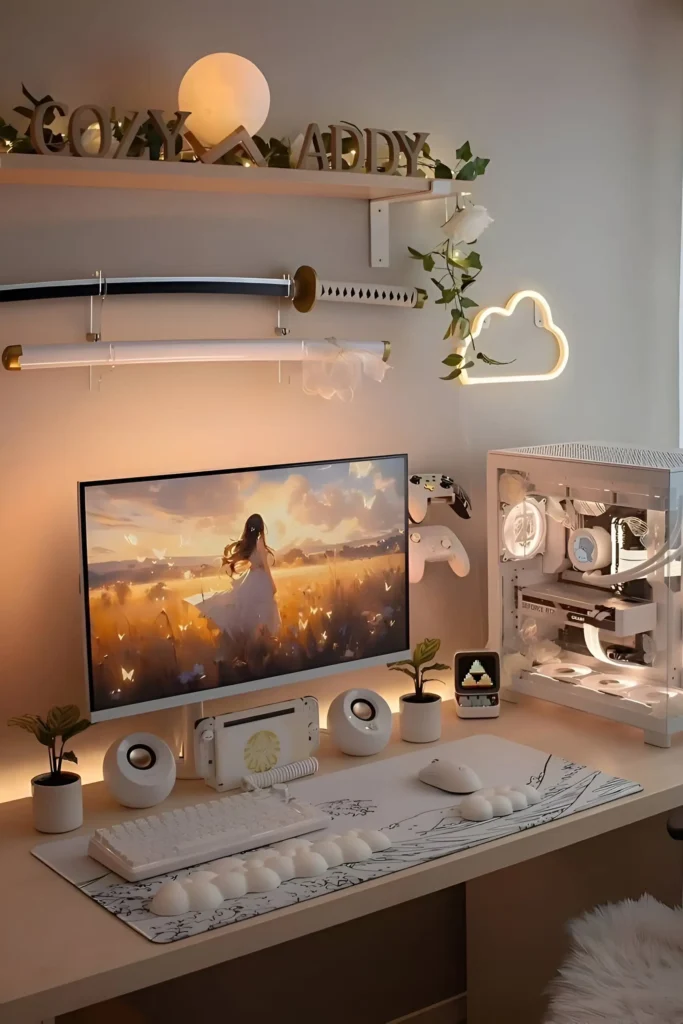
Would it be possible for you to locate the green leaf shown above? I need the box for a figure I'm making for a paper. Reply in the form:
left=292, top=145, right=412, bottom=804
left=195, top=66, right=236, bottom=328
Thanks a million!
left=407, top=246, right=424, bottom=260
left=462, top=360, right=475, bottom=369
left=455, top=161, right=477, bottom=181
left=430, top=277, right=445, bottom=292
left=253, top=134, right=269, bottom=157
left=443, top=322, right=455, bottom=340
left=428, top=662, right=451, bottom=672
left=413, top=638, right=441, bottom=667
left=477, top=352, right=516, bottom=366
left=471, top=156, right=490, bottom=176
left=61, top=750, right=78, bottom=765
left=442, top=353, right=464, bottom=367
left=447, top=253, right=471, bottom=270
left=440, top=368, right=462, bottom=380
left=47, top=705, right=80, bottom=734
left=0, top=124, right=18, bottom=141
left=455, top=141, right=472, bottom=162
left=451, top=308, right=462, bottom=321
left=465, top=251, right=482, bottom=270
left=13, top=105, right=33, bottom=120
left=422, top=254, right=435, bottom=272
left=460, top=296, right=479, bottom=308
left=388, top=665, right=418, bottom=680
left=21, top=83, right=40, bottom=106
left=422, top=142, right=431, bottom=157
left=461, top=275, right=476, bottom=291
left=457, top=318, right=472, bottom=340
left=434, top=161, right=453, bottom=179
left=62, top=719, right=91, bottom=743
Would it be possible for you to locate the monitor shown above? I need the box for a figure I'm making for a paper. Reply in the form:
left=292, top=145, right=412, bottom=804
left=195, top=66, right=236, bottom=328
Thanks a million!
left=79, top=454, right=409, bottom=722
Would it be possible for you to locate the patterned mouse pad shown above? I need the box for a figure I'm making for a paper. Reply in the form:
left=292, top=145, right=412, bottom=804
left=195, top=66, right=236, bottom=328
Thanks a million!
left=32, top=734, right=642, bottom=943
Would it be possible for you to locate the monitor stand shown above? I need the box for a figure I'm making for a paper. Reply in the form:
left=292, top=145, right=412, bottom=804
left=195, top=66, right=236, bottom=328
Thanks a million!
left=172, top=701, right=206, bottom=780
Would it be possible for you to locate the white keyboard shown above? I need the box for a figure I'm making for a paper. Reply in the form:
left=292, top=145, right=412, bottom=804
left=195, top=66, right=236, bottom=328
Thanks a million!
left=88, top=790, right=329, bottom=881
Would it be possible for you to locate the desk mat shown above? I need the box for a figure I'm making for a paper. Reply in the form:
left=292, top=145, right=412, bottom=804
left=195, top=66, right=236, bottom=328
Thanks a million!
left=32, top=734, right=642, bottom=944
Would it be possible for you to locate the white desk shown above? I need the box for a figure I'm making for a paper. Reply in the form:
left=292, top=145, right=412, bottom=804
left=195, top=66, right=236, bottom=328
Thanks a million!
left=2, top=695, right=683, bottom=1024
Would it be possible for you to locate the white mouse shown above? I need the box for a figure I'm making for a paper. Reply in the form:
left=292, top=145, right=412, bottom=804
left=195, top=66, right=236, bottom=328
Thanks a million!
left=418, top=759, right=483, bottom=794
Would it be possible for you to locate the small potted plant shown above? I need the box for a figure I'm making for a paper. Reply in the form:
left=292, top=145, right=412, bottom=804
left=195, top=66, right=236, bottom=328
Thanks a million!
left=8, top=705, right=91, bottom=833
left=388, top=639, right=450, bottom=743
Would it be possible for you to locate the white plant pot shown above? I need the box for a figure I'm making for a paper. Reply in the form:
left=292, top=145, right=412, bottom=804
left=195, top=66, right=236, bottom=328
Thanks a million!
left=399, top=693, right=442, bottom=743
left=31, top=772, right=83, bottom=833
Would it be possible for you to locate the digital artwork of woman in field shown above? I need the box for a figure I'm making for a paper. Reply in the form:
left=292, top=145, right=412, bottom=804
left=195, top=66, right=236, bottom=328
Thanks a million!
left=82, top=457, right=408, bottom=710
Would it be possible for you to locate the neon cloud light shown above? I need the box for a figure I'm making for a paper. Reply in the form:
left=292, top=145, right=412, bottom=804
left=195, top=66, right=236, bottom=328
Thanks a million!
left=455, top=289, right=569, bottom=385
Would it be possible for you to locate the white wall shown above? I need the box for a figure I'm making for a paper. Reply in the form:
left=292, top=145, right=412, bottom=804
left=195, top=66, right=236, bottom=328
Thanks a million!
left=0, top=0, right=681, bottom=798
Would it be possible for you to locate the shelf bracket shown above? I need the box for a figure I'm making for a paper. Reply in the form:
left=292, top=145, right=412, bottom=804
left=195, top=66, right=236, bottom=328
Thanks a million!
left=369, top=179, right=470, bottom=268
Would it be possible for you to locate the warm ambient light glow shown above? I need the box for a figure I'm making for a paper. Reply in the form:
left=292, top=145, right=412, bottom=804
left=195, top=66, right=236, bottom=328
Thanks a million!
left=178, top=52, right=271, bottom=146
left=456, top=289, right=569, bottom=385
left=2, top=338, right=390, bottom=371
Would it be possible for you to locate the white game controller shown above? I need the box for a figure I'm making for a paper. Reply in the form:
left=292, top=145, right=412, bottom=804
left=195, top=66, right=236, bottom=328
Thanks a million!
left=408, top=525, right=470, bottom=583
left=408, top=473, right=472, bottom=525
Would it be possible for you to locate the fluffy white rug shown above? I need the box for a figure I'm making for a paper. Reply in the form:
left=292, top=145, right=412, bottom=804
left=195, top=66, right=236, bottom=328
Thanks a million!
left=545, top=895, right=683, bottom=1024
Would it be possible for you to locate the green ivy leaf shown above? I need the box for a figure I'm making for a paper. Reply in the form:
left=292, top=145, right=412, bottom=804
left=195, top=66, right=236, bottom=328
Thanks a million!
left=61, top=750, right=78, bottom=765
left=434, top=161, right=453, bottom=179
left=422, top=141, right=431, bottom=157
left=471, top=156, right=490, bottom=176
left=460, top=296, right=479, bottom=308
left=461, top=275, right=476, bottom=291
left=0, top=124, right=18, bottom=142
left=462, top=360, right=475, bottom=369
left=21, top=83, right=40, bottom=106
left=430, top=278, right=445, bottom=292
left=477, top=352, right=516, bottom=365
left=455, top=141, right=472, bottom=162
left=451, top=308, right=462, bottom=321
left=253, top=135, right=269, bottom=157
left=440, top=367, right=462, bottom=380
left=448, top=253, right=471, bottom=270
left=441, top=289, right=456, bottom=304
left=422, top=254, right=435, bottom=272
left=457, top=318, right=472, bottom=340
left=442, top=353, right=464, bottom=367
left=13, top=105, right=33, bottom=120
left=443, top=322, right=455, bottom=340
left=455, top=161, right=477, bottom=181
left=407, top=246, right=425, bottom=260
left=466, top=251, right=482, bottom=270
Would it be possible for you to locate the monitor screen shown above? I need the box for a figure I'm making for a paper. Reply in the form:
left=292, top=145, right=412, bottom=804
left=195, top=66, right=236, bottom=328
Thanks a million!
left=79, top=455, right=409, bottom=720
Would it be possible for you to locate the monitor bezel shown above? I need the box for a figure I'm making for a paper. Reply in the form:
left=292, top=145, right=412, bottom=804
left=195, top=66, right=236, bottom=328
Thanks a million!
left=78, top=454, right=410, bottom=723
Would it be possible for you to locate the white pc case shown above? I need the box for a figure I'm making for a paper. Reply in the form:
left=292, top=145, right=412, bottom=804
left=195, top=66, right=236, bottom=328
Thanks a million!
left=487, top=443, right=683, bottom=746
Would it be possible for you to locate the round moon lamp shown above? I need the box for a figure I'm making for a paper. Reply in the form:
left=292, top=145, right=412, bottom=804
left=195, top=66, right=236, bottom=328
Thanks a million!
left=178, top=52, right=271, bottom=147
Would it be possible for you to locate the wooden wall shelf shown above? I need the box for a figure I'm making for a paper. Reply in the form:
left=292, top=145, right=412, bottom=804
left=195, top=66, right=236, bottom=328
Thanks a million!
left=0, top=153, right=471, bottom=267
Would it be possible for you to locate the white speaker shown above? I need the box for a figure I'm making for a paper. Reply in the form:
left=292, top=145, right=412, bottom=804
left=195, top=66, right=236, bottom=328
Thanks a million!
left=103, top=733, right=176, bottom=808
left=327, top=689, right=392, bottom=756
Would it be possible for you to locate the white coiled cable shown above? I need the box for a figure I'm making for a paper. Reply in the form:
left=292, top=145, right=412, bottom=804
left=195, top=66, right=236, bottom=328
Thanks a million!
left=241, top=757, right=319, bottom=791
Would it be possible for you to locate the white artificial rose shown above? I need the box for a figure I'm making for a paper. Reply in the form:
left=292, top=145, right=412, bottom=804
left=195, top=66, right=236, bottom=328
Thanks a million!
left=442, top=204, right=494, bottom=244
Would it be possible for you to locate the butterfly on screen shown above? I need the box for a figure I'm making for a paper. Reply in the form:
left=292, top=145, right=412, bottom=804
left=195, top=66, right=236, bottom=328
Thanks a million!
left=117, top=633, right=125, bottom=641
left=384, top=582, right=392, bottom=592
left=153, top=548, right=167, bottom=560
left=121, top=667, right=135, bottom=682
left=124, top=534, right=138, bottom=546
left=178, top=624, right=190, bottom=632
left=136, top=556, right=146, bottom=563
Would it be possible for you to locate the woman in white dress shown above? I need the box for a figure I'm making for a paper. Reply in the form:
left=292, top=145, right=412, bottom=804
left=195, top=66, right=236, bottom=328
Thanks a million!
left=198, top=513, right=281, bottom=639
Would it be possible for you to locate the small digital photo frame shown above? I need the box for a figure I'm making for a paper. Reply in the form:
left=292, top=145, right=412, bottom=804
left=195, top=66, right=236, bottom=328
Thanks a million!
left=454, top=650, right=501, bottom=719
